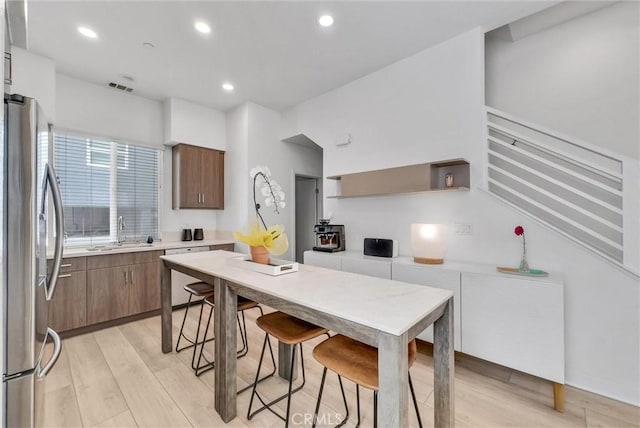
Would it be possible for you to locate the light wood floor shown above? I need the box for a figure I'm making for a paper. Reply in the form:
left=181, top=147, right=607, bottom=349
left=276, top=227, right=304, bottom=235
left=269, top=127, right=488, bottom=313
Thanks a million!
left=43, top=304, right=639, bottom=428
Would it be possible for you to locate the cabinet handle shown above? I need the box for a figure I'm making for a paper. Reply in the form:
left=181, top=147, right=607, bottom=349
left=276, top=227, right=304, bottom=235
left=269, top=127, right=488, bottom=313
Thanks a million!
left=58, top=274, right=71, bottom=279
left=60, top=264, right=72, bottom=268
left=202, top=193, right=205, bottom=203
left=123, top=271, right=128, bottom=284
left=4, top=52, right=12, bottom=85
left=130, top=270, right=134, bottom=283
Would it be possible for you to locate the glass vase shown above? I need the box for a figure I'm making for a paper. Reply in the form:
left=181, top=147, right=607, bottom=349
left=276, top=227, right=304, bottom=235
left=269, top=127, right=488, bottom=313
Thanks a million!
left=519, top=241, right=529, bottom=271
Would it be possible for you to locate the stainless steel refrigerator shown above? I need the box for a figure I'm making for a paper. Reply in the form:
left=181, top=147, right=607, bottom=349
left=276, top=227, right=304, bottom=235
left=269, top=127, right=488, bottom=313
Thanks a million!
left=2, top=94, right=64, bottom=427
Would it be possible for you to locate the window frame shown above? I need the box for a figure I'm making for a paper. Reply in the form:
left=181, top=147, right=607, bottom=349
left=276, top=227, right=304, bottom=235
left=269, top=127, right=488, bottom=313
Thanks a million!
left=52, top=129, right=163, bottom=248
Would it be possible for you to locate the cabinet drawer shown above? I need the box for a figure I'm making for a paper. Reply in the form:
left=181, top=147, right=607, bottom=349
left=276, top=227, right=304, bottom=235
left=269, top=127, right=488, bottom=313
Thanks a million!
left=211, top=244, right=234, bottom=252
left=87, top=250, right=163, bottom=269
left=48, top=257, right=86, bottom=273
left=341, top=257, right=391, bottom=279
left=304, top=251, right=341, bottom=270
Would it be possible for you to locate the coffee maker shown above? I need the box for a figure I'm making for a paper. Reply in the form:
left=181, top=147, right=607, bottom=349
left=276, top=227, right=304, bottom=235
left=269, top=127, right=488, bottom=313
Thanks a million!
left=313, top=221, right=345, bottom=252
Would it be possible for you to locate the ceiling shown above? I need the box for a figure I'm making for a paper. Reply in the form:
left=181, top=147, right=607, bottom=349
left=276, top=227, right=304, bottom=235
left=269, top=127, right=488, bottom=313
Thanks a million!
left=27, top=1, right=556, bottom=112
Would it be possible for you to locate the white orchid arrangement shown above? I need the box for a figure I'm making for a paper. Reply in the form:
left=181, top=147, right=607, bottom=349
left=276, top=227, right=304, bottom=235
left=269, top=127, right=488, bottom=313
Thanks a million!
left=250, top=165, right=285, bottom=221
left=233, top=166, right=289, bottom=255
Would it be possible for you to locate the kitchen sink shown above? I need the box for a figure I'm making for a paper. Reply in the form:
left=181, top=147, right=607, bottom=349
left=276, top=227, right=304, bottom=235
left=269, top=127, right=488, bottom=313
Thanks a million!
left=87, top=242, right=154, bottom=251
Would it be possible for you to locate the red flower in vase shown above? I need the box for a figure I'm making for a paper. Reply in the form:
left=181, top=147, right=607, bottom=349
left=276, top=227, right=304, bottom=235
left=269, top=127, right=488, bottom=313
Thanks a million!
left=513, top=225, right=528, bottom=271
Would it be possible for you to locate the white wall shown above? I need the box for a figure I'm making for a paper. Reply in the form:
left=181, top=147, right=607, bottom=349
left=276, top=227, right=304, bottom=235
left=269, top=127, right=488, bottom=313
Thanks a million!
left=217, top=102, right=323, bottom=260
left=10, top=47, right=56, bottom=123
left=486, top=2, right=639, bottom=160
left=247, top=102, right=323, bottom=262
left=163, top=97, right=226, bottom=149
left=56, top=73, right=163, bottom=147
left=161, top=97, right=226, bottom=233
left=55, top=74, right=219, bottom=235
left=216, top=104, right=250, bottom=240
left=281, top=27, right=640, bottom=405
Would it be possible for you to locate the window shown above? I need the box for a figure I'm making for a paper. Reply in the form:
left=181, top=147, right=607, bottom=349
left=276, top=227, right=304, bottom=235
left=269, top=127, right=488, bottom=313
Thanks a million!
left=86, top=141, right=129, bottom=169
left=54, top=131, right=161, bottom=245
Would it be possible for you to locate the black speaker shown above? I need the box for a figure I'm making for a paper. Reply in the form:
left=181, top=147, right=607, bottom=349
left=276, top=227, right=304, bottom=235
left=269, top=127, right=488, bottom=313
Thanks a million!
left=364, top=238, right=398, bottom=258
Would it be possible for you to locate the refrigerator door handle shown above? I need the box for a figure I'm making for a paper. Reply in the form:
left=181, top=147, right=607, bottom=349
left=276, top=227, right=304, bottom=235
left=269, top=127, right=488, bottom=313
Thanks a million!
left=36, top=328, right=62, bottom=379
left=41, top=163, right=65, bottom=301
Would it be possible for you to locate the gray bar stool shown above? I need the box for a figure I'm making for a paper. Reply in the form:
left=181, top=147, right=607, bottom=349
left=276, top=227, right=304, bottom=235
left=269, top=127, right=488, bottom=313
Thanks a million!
left=311, top=334, right=423, bottom=428
left=194, top=295, right=272, bottom=377
left=175, top=281, right=214, bottom=357
left=247, top=311, right=329, bottom=427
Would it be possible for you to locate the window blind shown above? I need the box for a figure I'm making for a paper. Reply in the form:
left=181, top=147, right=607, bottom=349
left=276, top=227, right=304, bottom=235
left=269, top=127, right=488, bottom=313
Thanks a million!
left=54, top=131, right=160, bottom=245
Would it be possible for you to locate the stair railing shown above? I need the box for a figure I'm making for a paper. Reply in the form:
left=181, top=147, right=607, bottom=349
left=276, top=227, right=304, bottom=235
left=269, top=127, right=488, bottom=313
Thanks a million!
left=484, top=106, right=639, bottom=276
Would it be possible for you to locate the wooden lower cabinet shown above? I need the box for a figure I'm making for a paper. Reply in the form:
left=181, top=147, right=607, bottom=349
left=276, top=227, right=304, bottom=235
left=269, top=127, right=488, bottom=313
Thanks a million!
left=48, top=271, right=87, bottom=331
left=211, top=243, right=234, bottom=252
left=87, top=265, right=130, bottom=324
left=54, top=248, right=223, bottom=332
left=129, top=261, right=160, bottom=314
left=87, top=260, right=161, bottom=325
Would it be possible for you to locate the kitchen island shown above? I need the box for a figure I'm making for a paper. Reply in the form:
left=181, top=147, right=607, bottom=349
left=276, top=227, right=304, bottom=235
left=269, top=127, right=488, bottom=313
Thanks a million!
left=160, top=250, right=455, bottom=427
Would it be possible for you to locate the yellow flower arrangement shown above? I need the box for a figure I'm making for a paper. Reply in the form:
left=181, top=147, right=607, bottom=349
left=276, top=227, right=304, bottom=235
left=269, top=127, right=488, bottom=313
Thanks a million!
left=233, top=223, right=288, bottom=256
left=234, top=166, right=289, bottom=260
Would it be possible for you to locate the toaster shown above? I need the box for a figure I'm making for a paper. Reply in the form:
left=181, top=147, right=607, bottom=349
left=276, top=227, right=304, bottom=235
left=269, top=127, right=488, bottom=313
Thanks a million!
left=364, top=238, right=398, bottom=258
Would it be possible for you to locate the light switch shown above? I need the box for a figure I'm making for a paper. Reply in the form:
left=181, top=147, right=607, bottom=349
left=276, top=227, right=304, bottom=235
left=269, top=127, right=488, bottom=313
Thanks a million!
left=454, top=223, right=473, bottom=235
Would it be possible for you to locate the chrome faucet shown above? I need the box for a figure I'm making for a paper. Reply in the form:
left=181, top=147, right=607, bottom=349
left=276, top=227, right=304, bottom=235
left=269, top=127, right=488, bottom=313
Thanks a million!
left=117, top=215, right=126, bottom=244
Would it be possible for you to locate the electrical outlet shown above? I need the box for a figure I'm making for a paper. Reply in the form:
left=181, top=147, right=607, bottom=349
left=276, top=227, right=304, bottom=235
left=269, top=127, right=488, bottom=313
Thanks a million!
left=454, top=223, right=473, bottom=235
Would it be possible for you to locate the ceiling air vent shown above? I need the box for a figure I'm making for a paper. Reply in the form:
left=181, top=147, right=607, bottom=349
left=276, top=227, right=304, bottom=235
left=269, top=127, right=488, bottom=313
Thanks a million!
left=108, top=82, right=134, bottom=93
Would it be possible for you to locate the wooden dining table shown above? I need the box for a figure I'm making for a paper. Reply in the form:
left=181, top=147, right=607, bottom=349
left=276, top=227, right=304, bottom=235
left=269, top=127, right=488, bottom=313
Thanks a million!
left=160, top=250, right=455, bottom=427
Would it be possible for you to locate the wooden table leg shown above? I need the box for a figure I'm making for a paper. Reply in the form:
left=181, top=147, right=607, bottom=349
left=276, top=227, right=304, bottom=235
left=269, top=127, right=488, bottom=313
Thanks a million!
left=553, top=382, right=565, bottom=412
left=434, top=297, right=455, bottom=428
left=278, top=342, right=298, bottom=381
left=161, top=261, right=172, bottom=354
left=378, top=331, right=409, bottom=427
left=214, top=278, right=238, bottom=423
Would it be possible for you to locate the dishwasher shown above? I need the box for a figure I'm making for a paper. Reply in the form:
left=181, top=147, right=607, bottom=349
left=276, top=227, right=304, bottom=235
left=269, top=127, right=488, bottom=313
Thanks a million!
left=165, top=246, right=211, bottom=306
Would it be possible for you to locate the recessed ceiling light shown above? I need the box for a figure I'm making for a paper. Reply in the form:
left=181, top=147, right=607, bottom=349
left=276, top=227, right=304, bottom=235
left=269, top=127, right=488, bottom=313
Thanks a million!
left=194, top=21, right=211, bottom=34
left=222, top=83, right=234, bottom=92
left=77, top=26, right=98, bottom=39
left=318, top=15, right=334, bottom=27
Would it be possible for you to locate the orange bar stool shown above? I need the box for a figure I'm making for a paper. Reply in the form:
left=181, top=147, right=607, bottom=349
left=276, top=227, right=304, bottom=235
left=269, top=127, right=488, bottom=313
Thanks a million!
left=247, top=311, right=329, bottom=427
left=175, top=281, right=214, bottom=356
left=311, top=335, right=423, bottom=428
left=194, top=295, right=270, bottom=377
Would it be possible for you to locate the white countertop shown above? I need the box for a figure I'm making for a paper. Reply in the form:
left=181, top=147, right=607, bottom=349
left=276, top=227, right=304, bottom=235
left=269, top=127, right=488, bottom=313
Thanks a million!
left=161, top=250, right=453, bottom=337
left=50, top=238, right=235, bottom=259
left=306, top=250, right=564, bottom=284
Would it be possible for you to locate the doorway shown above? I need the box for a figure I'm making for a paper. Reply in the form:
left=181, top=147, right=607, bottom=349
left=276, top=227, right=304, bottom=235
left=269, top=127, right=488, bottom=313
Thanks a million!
left=294, top=175, right=321, bottom=263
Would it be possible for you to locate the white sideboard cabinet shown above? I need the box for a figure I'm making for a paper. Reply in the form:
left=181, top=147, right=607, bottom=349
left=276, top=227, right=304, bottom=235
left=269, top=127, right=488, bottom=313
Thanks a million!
left=391, top=259, right=461, bottom=350
left=303, top=249, right=566, bottom=412
left=304, top=250, right=392, bottom=279
left=461, top=271, right=565, bottom=383
left=303, top=251, right=341, bottom=270
left=340, top=254, right=392, bottom=279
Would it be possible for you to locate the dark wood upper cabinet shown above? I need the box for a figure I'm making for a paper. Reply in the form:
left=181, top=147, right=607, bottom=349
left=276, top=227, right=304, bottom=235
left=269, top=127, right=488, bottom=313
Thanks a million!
left=172, top=143, right=225, bottom=209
